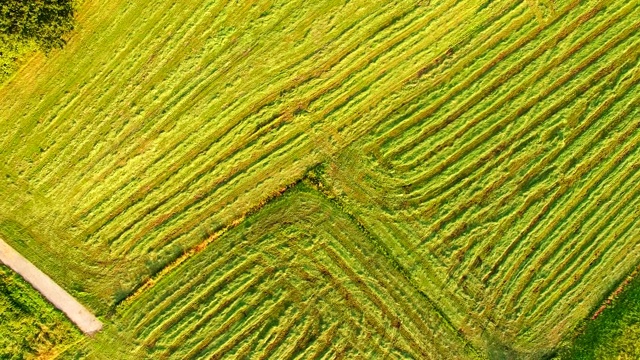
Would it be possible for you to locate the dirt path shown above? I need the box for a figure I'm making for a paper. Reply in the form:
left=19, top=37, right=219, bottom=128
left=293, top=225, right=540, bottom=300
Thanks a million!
left=0, top=238, right=102, bottom=335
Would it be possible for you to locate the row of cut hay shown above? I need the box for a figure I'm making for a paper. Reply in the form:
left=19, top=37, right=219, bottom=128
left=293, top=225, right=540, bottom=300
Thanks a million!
left=104, top=187, right=472, bottom=359
left=422, top=33, right=639, bottom=274
left=312, top=1, right=639, bottom=351
left=399, top=1, right=637, bottom=192
left=65, top=0, right=451, bottom=251
left=391, top=0, right=633, bottom=172
left=0, top=0, right=458, bottom=301
left=371, top=0, right=586, bottom=157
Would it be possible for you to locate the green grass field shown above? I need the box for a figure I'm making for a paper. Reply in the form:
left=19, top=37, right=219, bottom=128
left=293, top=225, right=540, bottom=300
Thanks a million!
left=0, top=0, right=638, bottom=358
left=560, top=270, right=640, bottom=359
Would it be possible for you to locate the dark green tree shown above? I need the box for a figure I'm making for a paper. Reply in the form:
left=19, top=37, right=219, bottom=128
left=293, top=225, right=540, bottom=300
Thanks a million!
left=0, top=0, right=75, bottom=80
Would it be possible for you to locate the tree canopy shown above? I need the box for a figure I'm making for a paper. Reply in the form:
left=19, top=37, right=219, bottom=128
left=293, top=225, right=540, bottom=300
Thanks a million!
left=0, top=0, right=74, bottom=80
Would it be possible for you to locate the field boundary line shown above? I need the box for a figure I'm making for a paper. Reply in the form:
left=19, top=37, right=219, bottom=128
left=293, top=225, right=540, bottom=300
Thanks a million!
left=0, top=238, right=102, bottom=335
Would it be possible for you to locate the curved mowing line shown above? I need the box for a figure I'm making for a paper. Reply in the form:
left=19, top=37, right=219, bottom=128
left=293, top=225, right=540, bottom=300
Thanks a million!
left=117, top=186, right=473, bottom=358
left=509, top=130, right=640, bottom=308
left=403, top=18, right=639, bottom=194
left=65, top=0, right=426, bottom=228
left=450, top=74, right=639, bottom=285
left=385, top=0, right=621, bottom=167
left=422, top=48, right=639, bottom=270
left=487, top=112, right=640, bottom=311
left=373, top=0, right=584, bottom=156
left=517, top=169, right=640, bottom=326
left=394, top=5, right=632, bottom=172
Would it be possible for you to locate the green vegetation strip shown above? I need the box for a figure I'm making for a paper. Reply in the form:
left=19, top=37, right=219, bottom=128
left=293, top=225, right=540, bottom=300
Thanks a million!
left=560, top=269, right=640, bottom=359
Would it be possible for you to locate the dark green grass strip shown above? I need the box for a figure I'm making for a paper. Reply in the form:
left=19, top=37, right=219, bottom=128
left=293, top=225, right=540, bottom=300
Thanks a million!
left=559, top=267, right=640, bottom=359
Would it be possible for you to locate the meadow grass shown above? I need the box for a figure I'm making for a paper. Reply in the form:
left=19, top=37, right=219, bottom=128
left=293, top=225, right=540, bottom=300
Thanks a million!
left=0, top=265, right=80, bottom=359
left=560, top=271, right=640, bottom=359
left=0, top=0, right=637, bottom=357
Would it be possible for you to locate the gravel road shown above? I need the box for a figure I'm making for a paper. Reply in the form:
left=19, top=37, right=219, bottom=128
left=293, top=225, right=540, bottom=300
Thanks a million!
left=0, top=238, right=102, bottom=335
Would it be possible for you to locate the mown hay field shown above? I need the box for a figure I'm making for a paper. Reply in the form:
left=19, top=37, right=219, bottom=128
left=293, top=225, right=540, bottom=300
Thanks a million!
left=0, top=0, right=638, bottom=358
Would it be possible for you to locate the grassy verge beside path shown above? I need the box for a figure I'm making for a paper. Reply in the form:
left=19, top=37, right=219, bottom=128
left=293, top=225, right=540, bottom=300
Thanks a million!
left=0, top=265, right=80, bottom=359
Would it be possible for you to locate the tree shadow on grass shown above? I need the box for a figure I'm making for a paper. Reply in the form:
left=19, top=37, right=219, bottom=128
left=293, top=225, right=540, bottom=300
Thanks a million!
left=0, top=0, right=75, bottom=81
